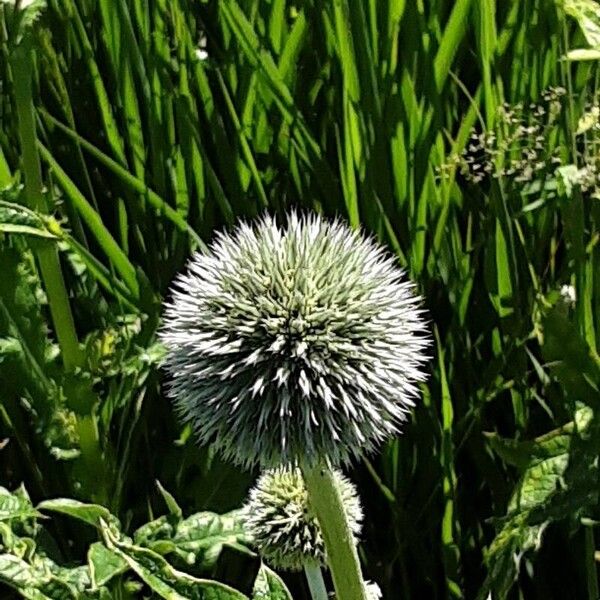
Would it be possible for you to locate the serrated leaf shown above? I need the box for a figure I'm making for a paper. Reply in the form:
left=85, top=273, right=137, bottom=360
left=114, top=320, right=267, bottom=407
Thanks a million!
left=0, top=486, right=40, bottom=521
left=0, top=242, right=73, bottom=457
left=1, top=0, right=47, bottom=27
left=0, top=336, right=22, bottom=359
left=0, top=552, right=90, bottom=600
left=0, top=554, right=53, bottom=599
left=252, top=565, right=293, bottom=600
left=485, top=406, right=592, bottom=470
left=134, top=509, right=251, bottom=571
left=481, top=403, right=597, bottom=598
left=101, top=520, right=249, bottom=599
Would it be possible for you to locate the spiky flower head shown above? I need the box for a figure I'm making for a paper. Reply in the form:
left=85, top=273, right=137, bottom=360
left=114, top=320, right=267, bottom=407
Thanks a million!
left=160, top=213, right=429, bottom=468
left=242, top=465, right=362, bottom=571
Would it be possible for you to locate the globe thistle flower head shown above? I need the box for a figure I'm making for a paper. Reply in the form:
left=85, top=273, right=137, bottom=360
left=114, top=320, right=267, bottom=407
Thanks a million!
left=242, top=465, right=362, bottom=571
left=160, top=212, right=429, bottom=468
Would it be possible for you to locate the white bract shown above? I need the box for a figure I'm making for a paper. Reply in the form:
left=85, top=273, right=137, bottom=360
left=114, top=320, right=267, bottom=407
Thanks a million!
left=160, top=213, right=429, bottom=467
left=242, top=465, right=362, bottom=570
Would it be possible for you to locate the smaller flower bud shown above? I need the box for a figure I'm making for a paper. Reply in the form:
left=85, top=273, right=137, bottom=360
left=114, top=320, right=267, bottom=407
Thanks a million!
left=242, top=466, right=362, bottom=571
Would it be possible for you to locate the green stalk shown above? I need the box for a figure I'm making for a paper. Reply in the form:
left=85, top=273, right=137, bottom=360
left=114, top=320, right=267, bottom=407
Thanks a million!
left=303, top=563, right=328, bottom=600
left=12, top=36, right=107, bottom=503
left=584, top=526, right=599, bottom=600
left=12, top=41, right=83, bottom=371
left=302, top=463, right=367, bottom=600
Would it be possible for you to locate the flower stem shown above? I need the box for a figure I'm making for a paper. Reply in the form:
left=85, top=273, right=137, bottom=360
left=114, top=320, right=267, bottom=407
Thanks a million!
left=304, top=563, right=328, bottom=600
left=302, top=463, right=367, bottom=600
left=12, top=37, right=107, bottom=503
left=12, top=40, right=83, bottom=371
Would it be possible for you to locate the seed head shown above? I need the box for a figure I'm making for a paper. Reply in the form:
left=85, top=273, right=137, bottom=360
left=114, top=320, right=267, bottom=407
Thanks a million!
left=160, top=213, right=429, bottom=467
left=242, top=465, right=362, bottom=571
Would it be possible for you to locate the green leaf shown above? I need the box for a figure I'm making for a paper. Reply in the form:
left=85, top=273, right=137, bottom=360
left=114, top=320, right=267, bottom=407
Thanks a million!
left=485, top=407, right=593, bottom=471
left=0, top=486, right=40, bottom=521
left=252, top=565, right=293, bottom=600
left=481, top=405, right=596, bottom=598
left=156, top=480, right=183, bottom=521
left=566, top=47, right=600, bottom=60
left=0, top=552, right=91, bottom=600
left=434, top=0, right=474, bottom=91
left=37, top=498, right=119, bottom=529
left=134, top=509, right=251, bottom=571
left=38, top=116, right=204, bottom=249
left=0, top=200, right=56, bottom=239
left=0, top=554, right=53, bottom=600
left=37, top=143, right=139, bottom=299
left=541, top=303, right=600, bottom=398
left=88, top=542, right=128, bottom=588
left=102, top=520, right=249, bottom=599
left=1, top=0, right=47, bottom=38
left=494, top=221, right=514, bottom=317
left=564, top=0, right=600, bottom=47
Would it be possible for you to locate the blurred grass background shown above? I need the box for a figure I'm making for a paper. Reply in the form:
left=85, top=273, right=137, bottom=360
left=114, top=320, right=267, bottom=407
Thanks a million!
left=1, top=0, right=600, bottom=598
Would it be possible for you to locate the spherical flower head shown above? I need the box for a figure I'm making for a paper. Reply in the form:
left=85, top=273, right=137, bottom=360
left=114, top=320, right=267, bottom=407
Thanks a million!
left=160, top=212, right=429, bottom=468
left=242, top=465, right=362, bottom=570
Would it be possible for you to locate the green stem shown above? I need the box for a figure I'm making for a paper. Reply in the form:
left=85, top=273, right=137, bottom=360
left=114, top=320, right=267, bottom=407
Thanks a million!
left=303, top=563, right=328, bottom=600
left=302, top=463, right=367, bottom=600
left=12, top=41, right=83, bottom=371
left=585, top=526, right=599, bottom=600
left=12, top=37, right=107, bottom=501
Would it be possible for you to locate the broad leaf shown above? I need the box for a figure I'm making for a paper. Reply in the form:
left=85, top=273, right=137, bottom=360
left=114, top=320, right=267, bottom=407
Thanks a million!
left=88, top=542, right=128, bottom=588
left=0, top=485, right=40, bottom=521
left=102, top=520, right=249, bottom=599
left=252, top=565, right=293, bottom=600
left=38, top=498, right=119, bottom=530
left=481, top=407, right=598, bottom=595
left=134, top=509, right=251, bottom=571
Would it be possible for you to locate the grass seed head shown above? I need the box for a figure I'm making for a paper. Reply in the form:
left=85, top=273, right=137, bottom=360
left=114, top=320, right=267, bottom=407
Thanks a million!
left=160, top=213, right=430, bottom=468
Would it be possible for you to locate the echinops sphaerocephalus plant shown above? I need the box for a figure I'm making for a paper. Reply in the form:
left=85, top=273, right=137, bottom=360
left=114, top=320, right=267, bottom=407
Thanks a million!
left=160, top=212, right=430, bottom=600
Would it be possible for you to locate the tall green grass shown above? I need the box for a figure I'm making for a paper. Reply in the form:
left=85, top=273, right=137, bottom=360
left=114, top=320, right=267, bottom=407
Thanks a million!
left=1, top=0, right=600, bottom=597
